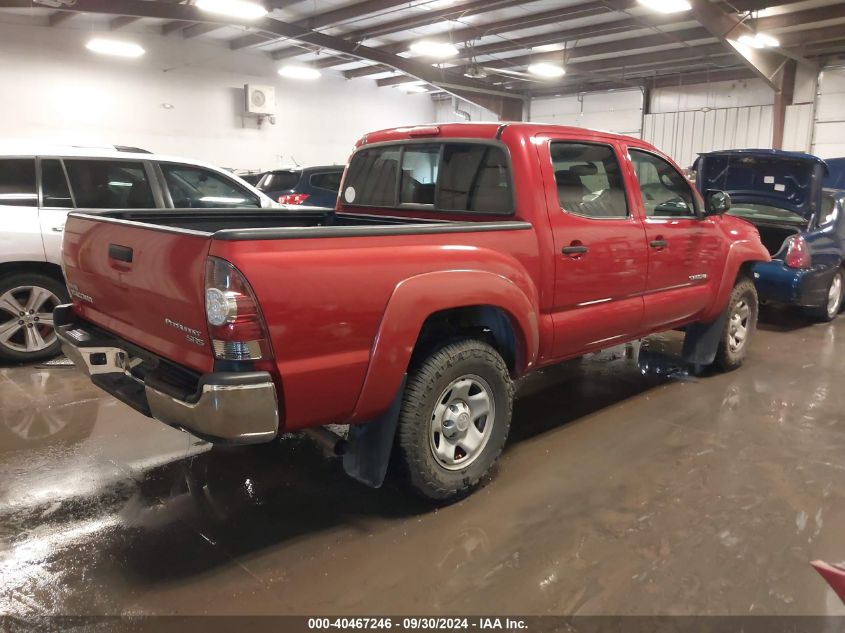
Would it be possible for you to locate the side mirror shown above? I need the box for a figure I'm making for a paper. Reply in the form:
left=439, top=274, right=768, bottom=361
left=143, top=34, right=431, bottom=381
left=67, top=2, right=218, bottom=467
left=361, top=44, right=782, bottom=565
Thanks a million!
left=705, top=190, right=731, bottom=216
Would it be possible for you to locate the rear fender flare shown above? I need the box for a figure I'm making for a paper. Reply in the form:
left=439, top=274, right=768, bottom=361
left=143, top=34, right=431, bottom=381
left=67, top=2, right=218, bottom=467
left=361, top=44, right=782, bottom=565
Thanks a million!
left=350, top=270, right=539, bottom=422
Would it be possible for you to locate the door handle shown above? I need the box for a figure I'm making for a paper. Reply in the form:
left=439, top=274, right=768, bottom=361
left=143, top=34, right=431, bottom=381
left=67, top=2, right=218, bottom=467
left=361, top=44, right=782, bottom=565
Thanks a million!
left=52, top=225, right=65, bottom=233
left=650, top=239, right=668, bottom=248
left=562, top=245, right=589, bottom=255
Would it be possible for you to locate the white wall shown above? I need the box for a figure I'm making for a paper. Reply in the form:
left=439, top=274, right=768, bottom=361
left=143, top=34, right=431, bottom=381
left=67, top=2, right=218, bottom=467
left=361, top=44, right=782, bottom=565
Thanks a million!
left=433, top=97, right=499, bottom=122
left=529, top=89, right=644, bottom=137
left=650, top=78, right=773, bottom=113
left=0, top=21, right=435, bottom=172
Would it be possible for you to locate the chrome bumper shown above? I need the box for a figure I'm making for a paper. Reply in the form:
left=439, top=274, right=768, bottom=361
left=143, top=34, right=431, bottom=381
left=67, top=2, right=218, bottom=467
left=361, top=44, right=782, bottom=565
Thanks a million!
left=54, top=305, right=279, bottom=444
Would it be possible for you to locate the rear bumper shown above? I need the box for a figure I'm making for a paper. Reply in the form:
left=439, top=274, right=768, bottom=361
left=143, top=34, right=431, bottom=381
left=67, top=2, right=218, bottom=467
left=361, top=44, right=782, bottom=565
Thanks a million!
left=752, top=261, right=834, bottom=307
left=54, top=305, right=279, bottom=444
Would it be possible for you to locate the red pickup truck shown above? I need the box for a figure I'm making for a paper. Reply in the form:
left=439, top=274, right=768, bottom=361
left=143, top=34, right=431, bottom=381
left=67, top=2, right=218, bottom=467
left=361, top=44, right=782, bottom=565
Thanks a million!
left=55, top=123, right=769, bottom=502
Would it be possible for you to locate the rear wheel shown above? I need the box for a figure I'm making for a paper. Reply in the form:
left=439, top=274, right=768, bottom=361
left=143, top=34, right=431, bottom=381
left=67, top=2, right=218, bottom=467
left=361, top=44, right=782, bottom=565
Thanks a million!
left=805, top=269, right=843, bottom=322
left=712, top=277, right=758, bottom=372
left=394, top=339, right=513, bottom=503
left=0, top=273, right=68, bottom=363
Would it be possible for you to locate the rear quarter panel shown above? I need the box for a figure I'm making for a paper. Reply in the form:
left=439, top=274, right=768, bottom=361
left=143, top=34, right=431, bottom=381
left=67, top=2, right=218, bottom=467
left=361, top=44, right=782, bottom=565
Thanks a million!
left=210, top=227, right=541, bottom=430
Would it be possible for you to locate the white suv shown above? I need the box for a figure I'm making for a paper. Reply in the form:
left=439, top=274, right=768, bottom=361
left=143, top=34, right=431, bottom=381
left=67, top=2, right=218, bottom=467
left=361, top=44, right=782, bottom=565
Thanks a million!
left=0, top=143, right=276, bottom=363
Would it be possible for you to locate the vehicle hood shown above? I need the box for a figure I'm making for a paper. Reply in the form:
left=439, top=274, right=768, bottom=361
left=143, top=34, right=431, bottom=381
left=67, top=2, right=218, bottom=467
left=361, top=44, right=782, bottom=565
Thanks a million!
left=694, top=149, right=829, bottom=218
left=824, top=157, right=845, bottom=190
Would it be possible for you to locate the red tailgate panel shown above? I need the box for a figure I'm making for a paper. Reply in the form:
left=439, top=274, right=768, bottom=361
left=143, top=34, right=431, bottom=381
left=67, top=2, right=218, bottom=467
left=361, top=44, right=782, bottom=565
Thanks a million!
left=62, top=216, right=214, bottom=374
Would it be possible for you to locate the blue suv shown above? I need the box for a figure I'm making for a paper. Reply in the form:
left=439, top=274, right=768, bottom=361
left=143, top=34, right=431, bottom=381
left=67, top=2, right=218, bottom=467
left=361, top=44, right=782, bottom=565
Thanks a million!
left=256, top=165, right=344, bottom=208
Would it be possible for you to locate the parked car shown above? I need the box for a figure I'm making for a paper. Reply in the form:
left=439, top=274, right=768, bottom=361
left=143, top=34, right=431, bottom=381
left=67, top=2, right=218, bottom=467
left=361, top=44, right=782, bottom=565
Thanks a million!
left=55, top=123, right=768, bottom=502
left=695, top=149, right=845, bottom=321
left=0, top=142, right=276, bottom=363
left=256, top=165, right=344, bottom=207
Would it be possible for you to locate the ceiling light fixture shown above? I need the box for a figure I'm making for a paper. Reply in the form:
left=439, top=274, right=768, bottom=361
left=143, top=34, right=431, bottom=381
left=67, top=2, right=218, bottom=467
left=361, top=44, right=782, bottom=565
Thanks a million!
left=409, top=40, right=459, bottom=58
left=278, top=65, right=321, bottom=80
left=636, top=0, right=691, bottom=14
left=397, top=82, right=428, bottom=93
left=528, top=62, right=566, bottom=78
left=86, top=38, right=145, bottom=58
left=196, top=0, right=268, bottom=20
left=737, top=32, right=779, bottom=48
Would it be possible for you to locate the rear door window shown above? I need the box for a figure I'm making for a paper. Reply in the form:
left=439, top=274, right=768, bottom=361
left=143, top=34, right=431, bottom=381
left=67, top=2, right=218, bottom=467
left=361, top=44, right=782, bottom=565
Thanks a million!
left=161, top=163, right=260, bottom=208
left=344, top=142, right=513, bottom=214
left=309, top=171, right=343, bottom=192
left=0, top=158, right=37, bottom=207
left=260, top=170, right=301, bottom=191
left=65, top=160, right=155, bottom=209
left=40, top=159, right=74, bottom=208
left=549, top=142, right=628, bottom=218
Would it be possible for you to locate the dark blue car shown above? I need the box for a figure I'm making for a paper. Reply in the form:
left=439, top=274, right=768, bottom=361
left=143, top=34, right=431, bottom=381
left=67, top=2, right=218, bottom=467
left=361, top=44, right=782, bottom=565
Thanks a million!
left=695, top=149, right=845, bottom=321
left=256, top=165, right=344, bottom=208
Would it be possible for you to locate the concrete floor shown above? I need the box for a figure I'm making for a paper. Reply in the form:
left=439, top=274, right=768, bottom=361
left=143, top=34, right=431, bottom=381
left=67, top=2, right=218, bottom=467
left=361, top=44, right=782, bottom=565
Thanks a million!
left=1, top=307, right=845, bottom=617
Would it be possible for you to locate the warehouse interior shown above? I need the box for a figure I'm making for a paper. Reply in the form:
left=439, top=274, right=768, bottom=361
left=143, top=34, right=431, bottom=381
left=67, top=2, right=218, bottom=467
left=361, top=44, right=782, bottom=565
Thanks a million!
left=1, top=0, right=845, bottom=624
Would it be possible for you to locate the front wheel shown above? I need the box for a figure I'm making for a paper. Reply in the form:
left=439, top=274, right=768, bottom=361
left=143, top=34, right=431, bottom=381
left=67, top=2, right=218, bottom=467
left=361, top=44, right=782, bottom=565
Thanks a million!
left=712, top=277, right=758, bottom=372
left=805, top=269, right=843, bottom=323
left=394, top=339, right=513, bottom=503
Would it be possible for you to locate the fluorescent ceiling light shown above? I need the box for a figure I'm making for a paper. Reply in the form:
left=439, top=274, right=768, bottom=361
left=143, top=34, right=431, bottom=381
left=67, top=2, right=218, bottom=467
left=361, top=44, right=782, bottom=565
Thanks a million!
left=528, top=62, right=566, bottom=78
left=397, top=82, right=428, bottom=93
left=532, top=43, right=566, bottom=53
left=86, top=38, right=145, bottom=58
left=737, top=32, right=779, bottom=48
left=409, top=40, right=459, bottom=58
left=636, top=0, right=691, bottom=13
left=278, top=65, right=321, bottom=80
left=196, top=0, right=268, bottom=20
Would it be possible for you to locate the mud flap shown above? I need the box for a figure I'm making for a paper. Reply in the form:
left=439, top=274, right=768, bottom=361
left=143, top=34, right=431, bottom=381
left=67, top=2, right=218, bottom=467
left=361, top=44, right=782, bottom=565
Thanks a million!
left=681, top=308, right=729, bottom=369
left=342, top=376, right=406, bottom=488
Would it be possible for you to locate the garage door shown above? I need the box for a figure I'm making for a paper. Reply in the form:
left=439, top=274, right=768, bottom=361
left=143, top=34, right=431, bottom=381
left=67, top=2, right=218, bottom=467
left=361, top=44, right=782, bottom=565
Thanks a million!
left=529, top=89, right=644, bottom=138
left=813, top=65, right=845, bottom=159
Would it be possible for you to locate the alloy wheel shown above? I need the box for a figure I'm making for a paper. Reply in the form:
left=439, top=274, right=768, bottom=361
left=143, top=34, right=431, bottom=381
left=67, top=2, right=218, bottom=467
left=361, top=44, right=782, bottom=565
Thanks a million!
left=0, top=286, right=61, bottom=354
left=728, top=299, right=750, bottom=353
left=827, top=274, right=842, bottom=319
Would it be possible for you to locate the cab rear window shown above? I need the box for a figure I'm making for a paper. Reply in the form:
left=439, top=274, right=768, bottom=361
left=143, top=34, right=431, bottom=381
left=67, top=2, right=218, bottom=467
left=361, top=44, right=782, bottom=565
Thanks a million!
left=343, top=142, right=513, bottom=214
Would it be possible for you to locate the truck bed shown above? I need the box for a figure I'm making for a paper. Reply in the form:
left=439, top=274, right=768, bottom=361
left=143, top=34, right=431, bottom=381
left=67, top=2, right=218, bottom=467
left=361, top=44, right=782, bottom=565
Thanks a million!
left=76, top=208, right=525, bottom=241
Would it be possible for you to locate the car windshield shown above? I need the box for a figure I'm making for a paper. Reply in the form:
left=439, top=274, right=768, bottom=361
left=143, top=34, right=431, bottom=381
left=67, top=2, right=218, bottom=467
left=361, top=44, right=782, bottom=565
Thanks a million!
left=728, top=203, right=808, bottom=225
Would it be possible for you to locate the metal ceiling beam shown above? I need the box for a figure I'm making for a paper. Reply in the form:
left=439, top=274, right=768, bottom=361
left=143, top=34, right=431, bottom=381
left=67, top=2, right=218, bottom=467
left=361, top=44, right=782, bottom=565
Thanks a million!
left=182, top=22, right=222, bottom=38
left=755, top=4, right=845, bottom=31
left=110, top=15, right=140, bottom=29
left=271, top=0, right=582, bottom=64
left=687, top=0, right=798, bottom=91
left=0, top=0, right=524, bottom=117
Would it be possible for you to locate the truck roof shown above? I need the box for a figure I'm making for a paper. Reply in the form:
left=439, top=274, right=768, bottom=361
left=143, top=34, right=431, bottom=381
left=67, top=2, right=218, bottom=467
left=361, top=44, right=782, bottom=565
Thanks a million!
left=359, top=122, right=647, bottom=147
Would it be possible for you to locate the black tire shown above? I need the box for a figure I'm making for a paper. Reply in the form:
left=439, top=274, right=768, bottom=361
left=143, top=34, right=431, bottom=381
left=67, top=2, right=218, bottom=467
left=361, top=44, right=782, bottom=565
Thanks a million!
left=0, top=272, right=69, bottom=364
left=804, top=269, right=843, bottom=323
left=394, top=339, right=513, bottom=503
left=712, top=277, right=758, bottom=372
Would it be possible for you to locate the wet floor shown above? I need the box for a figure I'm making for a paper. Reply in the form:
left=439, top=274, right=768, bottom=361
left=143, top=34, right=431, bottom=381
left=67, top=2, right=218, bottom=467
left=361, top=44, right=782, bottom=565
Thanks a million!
left=1, top=307, right=845, bottom=616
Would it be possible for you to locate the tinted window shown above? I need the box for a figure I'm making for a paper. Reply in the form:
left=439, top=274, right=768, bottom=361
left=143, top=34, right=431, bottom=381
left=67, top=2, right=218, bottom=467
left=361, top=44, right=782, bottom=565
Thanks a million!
left=630, top=150, right=697, bottom=217
left=0, top=158, right=37, bottom=207
left=65, top=160, right=155, bottom=209
left=310, top=171, right=342, bottom=192
left=260, top=170, right=301, bottom=191
left=345, top=145, right=402, bottom=207
left=550, top=142, right=627, bottom=218
left=401, top=144, right=439, bottom=205
left=161, top=164, right=260, bottom=208
left=344, top=142, right=512, bottom=213
left=819, top=193, right=837, bottom=226
left=41, top=159, right=73, bottom=208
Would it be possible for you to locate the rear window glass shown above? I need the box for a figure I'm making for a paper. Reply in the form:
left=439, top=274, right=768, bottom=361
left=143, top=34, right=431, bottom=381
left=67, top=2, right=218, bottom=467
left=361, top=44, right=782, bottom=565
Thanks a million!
left=260, top=171, right=301, bottom=191
left=0, top=158, right=37, bottom=207
left=65, top=160, right=155, bottom=209
left=344, top=142, right=513, bottom=214
left=310, top=171, right=342, bottom=192
left=41, top=159, right=73, bottom=208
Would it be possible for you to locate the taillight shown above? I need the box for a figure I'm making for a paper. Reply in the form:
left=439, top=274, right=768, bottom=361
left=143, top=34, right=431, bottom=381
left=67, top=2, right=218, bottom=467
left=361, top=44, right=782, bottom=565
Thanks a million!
left=785, top=235, right=811, bottom=269
left=278, top=193, right=310, bottom=205
left=204, top=257, right=271, bottom=361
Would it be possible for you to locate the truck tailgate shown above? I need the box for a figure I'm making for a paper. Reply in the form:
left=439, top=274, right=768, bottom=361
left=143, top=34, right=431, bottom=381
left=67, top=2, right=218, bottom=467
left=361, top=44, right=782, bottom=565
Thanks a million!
left=62, top=214, right=214, bottom=374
